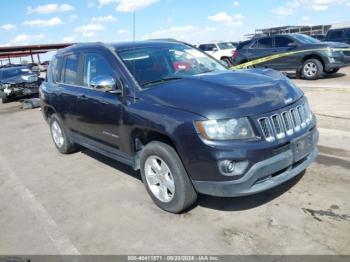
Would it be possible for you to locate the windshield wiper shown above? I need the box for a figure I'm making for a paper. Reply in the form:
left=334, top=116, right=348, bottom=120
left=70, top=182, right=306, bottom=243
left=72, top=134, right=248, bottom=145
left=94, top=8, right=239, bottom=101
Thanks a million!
left=141, top=77, right=183, bottom=88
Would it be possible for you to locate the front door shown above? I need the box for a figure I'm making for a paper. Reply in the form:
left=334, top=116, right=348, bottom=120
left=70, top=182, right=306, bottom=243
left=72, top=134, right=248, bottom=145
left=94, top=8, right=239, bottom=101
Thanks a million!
left=75, top=52, right=123, bottom=150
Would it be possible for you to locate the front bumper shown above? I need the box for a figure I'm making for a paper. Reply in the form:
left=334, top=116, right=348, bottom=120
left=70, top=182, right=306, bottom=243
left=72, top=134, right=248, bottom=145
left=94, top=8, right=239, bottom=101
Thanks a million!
left=1, top=82, right=40, bottom=98
left=325, top=53, right=350, bottom=70
left=192, top=146, right=318, bottom=197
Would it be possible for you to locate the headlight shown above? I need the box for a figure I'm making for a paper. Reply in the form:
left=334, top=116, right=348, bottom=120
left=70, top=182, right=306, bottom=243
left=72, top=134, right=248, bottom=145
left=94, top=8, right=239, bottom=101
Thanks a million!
left=195, top=117, right=255, bottom=140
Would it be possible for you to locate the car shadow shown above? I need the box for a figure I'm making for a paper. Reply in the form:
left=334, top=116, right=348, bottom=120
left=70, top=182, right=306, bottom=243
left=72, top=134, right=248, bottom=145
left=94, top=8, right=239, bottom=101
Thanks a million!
left=81, top=147, right=306, bottom=212
left=286, top=72, right=346, bottom=80
left=81, top=148, right=141, bottom=181
left=193, top=171, right=305, bottom=212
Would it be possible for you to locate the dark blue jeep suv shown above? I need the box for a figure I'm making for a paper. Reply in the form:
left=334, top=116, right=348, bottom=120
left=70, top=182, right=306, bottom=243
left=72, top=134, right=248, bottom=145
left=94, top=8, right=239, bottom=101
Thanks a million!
left=40, top=40, right=319, bottom=213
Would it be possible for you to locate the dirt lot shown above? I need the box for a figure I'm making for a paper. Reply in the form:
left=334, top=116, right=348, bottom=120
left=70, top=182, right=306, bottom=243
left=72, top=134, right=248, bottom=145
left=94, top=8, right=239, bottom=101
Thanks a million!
left=0, top=68, right=349, bottom=255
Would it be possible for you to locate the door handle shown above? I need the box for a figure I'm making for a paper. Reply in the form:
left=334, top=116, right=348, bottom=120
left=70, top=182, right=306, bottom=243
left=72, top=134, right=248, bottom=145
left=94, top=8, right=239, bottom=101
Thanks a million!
left=78, top=94, right=88, bottom=100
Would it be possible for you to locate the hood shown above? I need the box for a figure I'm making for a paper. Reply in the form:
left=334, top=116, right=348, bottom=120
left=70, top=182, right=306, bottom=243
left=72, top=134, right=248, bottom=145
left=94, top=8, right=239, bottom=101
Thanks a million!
left=1, top=73, right=38, bottom=85
left=140, top=69, right=303, bottom=119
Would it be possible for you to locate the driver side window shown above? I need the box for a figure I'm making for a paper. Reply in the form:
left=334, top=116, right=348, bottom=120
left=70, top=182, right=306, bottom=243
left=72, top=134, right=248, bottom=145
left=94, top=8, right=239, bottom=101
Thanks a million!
left=83, top=53, right=115, bottom=88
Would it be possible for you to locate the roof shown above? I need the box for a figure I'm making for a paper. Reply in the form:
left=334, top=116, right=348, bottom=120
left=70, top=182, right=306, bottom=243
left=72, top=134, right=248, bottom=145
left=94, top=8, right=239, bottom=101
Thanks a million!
left=113, top=40, right=187, bottom=51
left=55, top=40, right=187, bottom=54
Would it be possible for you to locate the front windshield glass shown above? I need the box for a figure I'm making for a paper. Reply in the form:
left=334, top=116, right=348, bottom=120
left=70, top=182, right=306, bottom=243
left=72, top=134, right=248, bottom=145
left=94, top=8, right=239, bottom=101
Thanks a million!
left=293, top=34, right=321, bottom=44
left=117, top=43, right=227, bottom=88
left=217, top=42, right=235, bottom=49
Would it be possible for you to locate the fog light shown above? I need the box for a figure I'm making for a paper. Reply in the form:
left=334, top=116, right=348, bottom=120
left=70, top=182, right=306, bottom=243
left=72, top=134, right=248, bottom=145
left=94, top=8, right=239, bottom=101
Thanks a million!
left=218, top=160, right=249, bottom=176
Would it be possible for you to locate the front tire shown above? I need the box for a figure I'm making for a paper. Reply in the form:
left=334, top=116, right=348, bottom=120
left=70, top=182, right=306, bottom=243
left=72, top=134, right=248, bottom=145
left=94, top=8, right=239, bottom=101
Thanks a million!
left=140, top=141, right=197, bottom=213
left=49, top=114, right=77, bottom=154
left=1, top=93, right=9, bottom=103
left=301, top=58, right=323, bottom=80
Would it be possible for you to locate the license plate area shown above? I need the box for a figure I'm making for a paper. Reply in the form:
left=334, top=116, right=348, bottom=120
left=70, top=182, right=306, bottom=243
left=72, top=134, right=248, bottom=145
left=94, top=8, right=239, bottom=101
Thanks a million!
left=291, top=132, right=313, bottom=162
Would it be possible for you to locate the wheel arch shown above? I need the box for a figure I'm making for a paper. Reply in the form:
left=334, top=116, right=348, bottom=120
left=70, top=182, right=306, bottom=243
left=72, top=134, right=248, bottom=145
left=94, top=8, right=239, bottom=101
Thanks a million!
left=43, top=105, right=57, bottom=122
left=301, top=54, right=325, bottom=69
left=130, top=128, right=181, bottom=170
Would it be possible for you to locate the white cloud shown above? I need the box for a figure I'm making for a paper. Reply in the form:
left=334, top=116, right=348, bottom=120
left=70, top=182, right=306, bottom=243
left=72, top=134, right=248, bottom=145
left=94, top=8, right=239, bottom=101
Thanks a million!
left=272, top=1, right=300, bottom=16
left=208, top=12, right=244, bottom=26
left=302, top=16, right=311, bottom=21
left=273, top=0, right=346, bottom=16
left=70, top=14, right=78, bottom=21
left=74, top=23, right=106, bottom=38
left=24, top=17, right=63, bottom=27
left=233, top=1, right=240, bottom=6
left=208, top=12, right=232, bottom=23
left=11, top=34, right=46, bottom=44
left=27, top=3, right=74, bottom=14
left=204, top=27, right=216, bottom=32
left=91, top=15, right=117, bottom=23
left=117, top=29, right=130, bottom=34
left=142, top=25, right=224, bottom=43
left=62, top=36, right=75, bottom=42
left=167, top=18, right=173, bottom=23
left=1, top=24, right=17, bottom=30
left=98, top=0, right=159, bottom=12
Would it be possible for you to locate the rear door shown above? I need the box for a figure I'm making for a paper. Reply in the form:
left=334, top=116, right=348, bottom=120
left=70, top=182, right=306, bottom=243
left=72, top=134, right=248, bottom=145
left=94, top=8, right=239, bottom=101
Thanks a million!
left=56, top=52, right=82, bottom=131
left=247, top=37, right=274, bottom=67
left=74, top=50, right=124, bottom=149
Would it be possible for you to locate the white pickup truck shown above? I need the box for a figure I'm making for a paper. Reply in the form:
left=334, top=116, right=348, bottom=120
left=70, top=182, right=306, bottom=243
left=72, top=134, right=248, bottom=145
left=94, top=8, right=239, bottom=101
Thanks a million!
left=197, top=42, right=236, bottom=65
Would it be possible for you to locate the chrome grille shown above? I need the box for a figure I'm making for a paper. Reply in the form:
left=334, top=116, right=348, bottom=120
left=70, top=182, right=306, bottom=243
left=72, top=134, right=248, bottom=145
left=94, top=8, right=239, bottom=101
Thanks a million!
left=258, top=102, right=312, bottom=142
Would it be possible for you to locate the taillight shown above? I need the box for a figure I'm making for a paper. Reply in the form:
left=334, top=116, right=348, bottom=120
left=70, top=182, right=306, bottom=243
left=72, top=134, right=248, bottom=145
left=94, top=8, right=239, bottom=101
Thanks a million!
left=232, top=50, right=238, bottom=58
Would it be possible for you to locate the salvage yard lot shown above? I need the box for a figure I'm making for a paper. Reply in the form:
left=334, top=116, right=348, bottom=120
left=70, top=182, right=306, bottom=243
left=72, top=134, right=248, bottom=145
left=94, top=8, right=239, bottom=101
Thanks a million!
left=1, top=68, right=350, bottom=255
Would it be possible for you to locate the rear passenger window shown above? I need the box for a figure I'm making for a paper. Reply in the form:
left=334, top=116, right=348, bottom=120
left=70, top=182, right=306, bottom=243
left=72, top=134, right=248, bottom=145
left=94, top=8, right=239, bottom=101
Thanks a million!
left=252, top=38, right=273, bottom=48
left=83, top=53, right=114, bottom=88
left=63, top=54, right=79, bottom=85
left=275, top=36, right=294, bottom=47
left=49, top=56, right=63, bottom=83
left=328, top=30, right=343, bottom=40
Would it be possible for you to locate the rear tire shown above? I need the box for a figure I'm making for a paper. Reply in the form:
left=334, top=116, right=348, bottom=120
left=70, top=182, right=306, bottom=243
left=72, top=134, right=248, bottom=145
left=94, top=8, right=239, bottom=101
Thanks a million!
left=49, top=114, right=78, bottom=154
left=140, top=141, right=197, bottom=213
left=324, top=68, right=339, bottom=74
left=301, top=58, right=323, bottom=80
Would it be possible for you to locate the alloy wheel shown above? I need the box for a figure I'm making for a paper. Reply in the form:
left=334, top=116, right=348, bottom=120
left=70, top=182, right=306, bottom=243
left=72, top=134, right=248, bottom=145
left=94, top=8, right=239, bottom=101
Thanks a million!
left=144, top=155, right=175, bottom=203
left=51, top=121, right=64, bottom=148
left=303, top=62, right=318, bottom=77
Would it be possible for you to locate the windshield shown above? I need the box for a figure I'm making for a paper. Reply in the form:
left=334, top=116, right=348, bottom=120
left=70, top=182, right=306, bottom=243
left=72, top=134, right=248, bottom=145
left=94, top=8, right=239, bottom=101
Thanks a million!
left=117, top=43, right=227, bottom=88
left=293, top=34, right=321, bottom=44
left=1, top=68, right=31, bottom=80
left=217, top=42, right=235, bottom=49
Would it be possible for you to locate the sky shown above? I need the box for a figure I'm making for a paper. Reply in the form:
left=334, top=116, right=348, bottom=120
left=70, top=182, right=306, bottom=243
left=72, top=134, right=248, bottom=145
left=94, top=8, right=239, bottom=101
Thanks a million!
left=1, top=0, right=350, bottom=61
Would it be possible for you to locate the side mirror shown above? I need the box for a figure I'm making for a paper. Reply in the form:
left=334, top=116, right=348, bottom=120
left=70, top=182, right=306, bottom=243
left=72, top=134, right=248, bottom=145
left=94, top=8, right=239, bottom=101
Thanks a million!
left=90, top=75, right=122, bottom=94
left=212, top=47, right=219, bottom=52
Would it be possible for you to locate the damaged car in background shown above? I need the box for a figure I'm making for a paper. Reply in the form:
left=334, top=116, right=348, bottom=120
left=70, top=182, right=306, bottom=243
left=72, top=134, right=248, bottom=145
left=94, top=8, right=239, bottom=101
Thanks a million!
left=0, top=66, right=42, bottom=103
